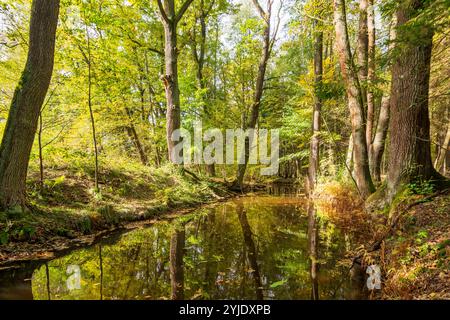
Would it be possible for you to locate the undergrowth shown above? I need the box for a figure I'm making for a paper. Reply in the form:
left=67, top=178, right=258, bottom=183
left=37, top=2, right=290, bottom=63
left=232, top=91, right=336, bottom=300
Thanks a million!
left=0, top=153, right=230, bottom=247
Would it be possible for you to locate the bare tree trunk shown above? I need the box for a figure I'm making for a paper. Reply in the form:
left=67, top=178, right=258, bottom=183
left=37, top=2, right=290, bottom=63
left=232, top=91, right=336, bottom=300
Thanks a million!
left=333, top=0, right=375, bottom=198
left=162, top=21, right=180, bottom=163
left=369, top=17, right=396, bottom=182
left=191, top=0, right=216, bottom=176
left=145, top=53, right=163, bottom=167
left=191, top=0, right=208, bottom=92
left=370, top=96, right=390, bottom=182
left=434, top=124, right=449, bottom=175
left=308, top=21, right=323, bottom=192
left=124, top=107, right=148, bottom=165
left=157, top=0, right=194, bottom=163
left=366, top=0, right=375, bottom=150
left=345, top=133, right=354, bottom=171
left=38, top=112, right=44, bottom=190
left=434, top=106, right=449, bottom=175
left=387, top=0, right=443, bottom=200
left=356, top=0, right=368, bottom=109
left=0, top=0, right=60, bottom=208
left=234, top=0, right=276, bottom=190
left=85, top=23, right=99, bottom=191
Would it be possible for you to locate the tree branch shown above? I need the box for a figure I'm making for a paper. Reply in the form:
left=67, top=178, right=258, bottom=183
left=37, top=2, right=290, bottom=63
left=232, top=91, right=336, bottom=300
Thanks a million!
left=42, top=122, right=71, bottom=149
left=175, top=0, right=194, bottom=23
left=156, top=0, right=170, bottom=23
left=0, top=41, right=20, bottom=49
left=126, top=34, right=164, bottom=56
left=205, top=0, right=216, bottom=16
left=269, top=0, right=283, bottom=53
left=252, top=0, right=267, bottom=22
left=303, top=12, right=332, bottom=25
left=40, top=83, right=60, bottom=114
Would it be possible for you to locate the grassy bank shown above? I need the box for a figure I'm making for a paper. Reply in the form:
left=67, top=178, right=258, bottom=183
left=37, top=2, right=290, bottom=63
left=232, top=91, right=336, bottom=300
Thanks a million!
left=314, top=180, right=450, bottom=299
left=0, top=159, right=236, bottom=265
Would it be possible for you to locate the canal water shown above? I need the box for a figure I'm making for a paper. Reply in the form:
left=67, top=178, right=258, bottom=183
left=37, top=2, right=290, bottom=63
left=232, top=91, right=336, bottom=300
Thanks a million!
left=0, top=190, right=365, bottom=300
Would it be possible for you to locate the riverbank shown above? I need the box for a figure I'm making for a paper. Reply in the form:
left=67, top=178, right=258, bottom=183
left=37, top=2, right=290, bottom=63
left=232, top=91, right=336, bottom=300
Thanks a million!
left=0, top=164, right=245, bottom=266
left=314, top=181, right=450, bottom=299
left=379, top=188, right=450, bottom=299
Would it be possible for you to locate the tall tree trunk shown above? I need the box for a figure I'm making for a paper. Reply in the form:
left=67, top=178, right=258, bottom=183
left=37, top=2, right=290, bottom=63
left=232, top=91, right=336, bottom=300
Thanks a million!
left=387, top=0, right=443, bottom=200
left=163, top=23, right=181, bottom=163
left=157, top=0, right=194, bottom=163
left=0, top=0, right=60, bottom=208
left=125, top=107, right=148, bottom=165
left=434, top=124, right=449, bottom=176
left=308, top=22, right=323, bottom=192
left=191, top=0, right=216, bottom=176
left=333, top=0, right=375, bottom=198
left=370, top=96, right=390, bottom=182
left=162, top=20, right=181, bottom=163
left=38, top=111, right=44, bottom=190
left=345, top=133, right=354, bottom=171
left=366, top=0, right=375, bottom=150
left=369, top=17, right=396, bottom=182
left=192, top=0, right=207, bottom=92
left=145, top=53, right=163, bottom=167
left=85, top=22, right=99, bottom=191
left=356, top=0, right=368, bottom=109
left=234, top=0, right=274, bottom=190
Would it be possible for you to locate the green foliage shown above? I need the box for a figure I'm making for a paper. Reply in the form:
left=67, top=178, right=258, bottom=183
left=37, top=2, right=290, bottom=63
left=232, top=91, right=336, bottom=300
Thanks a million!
left=77, top=216, right=92, bottom=234
left=0, top=230, right=8, bottom=244
left=415, top=230, right=429, bottom=244
left=407, top=180, right=435, bottom=195
left=269, top=279, right=288, bottom=288
left=98, top=205, right=119, bottom=225
left=0, top=219, right=13, bottom=244
left=44, top=175, right=66, bottom=190
left=0, top=220, right=36, bottom=243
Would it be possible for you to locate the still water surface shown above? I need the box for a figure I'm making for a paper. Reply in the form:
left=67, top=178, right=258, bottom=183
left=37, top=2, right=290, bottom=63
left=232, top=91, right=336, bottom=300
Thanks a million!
left=0, top=191, right=364, bottom=300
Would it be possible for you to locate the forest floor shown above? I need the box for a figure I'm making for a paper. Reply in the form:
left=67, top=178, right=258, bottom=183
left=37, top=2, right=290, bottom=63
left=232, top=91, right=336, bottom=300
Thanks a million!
left=380, top=189, right=450, bottom=299
left=315, top=182, right=450, bottom=300
left=0, top=164, right=246, bottom=266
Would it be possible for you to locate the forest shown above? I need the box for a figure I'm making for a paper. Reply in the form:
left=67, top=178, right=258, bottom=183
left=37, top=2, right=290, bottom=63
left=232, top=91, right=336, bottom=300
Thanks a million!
left=0, top=0, right=449, bottom=301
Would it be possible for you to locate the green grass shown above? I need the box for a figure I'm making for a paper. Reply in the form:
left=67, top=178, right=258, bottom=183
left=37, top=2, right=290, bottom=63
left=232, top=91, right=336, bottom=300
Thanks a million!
left=1, top=156, right=232, bottom=246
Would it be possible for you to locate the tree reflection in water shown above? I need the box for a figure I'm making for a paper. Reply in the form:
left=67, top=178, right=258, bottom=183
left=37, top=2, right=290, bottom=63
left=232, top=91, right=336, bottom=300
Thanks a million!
left=170, top=225, right=185, bottom=300
left=0, top=195, right=364, bottom=300
left=236, top=201, right=264, bottom=300
left=307, top=202, right=319, bottom=300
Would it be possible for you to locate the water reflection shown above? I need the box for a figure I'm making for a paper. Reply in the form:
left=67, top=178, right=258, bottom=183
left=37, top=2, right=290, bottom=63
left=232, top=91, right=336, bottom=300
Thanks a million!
left=266, top=183, right=301, bottom=197
left=170, top=226, right=185, bottom=300
left=236, top=201, right=263, bottom=299
left=66, top=265, right=81, bottom=290
left=0, top=195, right=363, bottom=300
left=0, top=263, right=36, bottom=300
left=308, top=202, right=319, bottom=300
left=99, top=245, right=103, bottom=300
